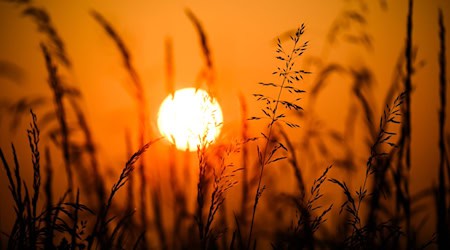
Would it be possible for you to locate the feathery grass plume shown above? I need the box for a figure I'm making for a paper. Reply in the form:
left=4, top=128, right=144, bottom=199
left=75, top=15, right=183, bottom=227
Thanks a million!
left=436, top=8, right=449, bottom=249
left=26, top=109, right=40, bottom=249
left=88, top=138, right=161, bottom=249
left=185, top=8, right=215, bottom=94
left=366, top=93, right=405, bottom=242
left=330, top=92, right=404, bottom=248
left=41, top=43, right=73, bottom=198
left=306, top=166, right=333, bottom=232
left=22, top=6, right=71, bottom=67
left=90, top=12, right=151, bottom=245
left=247, top=24, right=309, bottom=249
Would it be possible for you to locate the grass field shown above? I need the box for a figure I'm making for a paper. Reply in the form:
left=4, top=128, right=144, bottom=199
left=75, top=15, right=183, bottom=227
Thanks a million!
left=0, top=0, right=449, bottom=249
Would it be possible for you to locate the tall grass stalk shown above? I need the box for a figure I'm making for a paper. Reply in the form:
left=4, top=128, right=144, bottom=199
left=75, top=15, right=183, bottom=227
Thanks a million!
left=196, top=140, right=209, bottom=249
left=125, top=129, right=135, bottom=213
left=87, top=138, right=161, bottom=250
left=196, top=137, right=240, bottom=249
left=185, top=9, right=215, bottom=95
left=437, top=8, right=449, bottom=249
left=400, top=0, right=413, bottom=246
left=23, top=6, right=71, bottom=68
left=330, top=92, right=404, bottom=248
left=23, top=1, right=107, bottom=206
left=26, top=109, right=40, bottom=250
left=247, top=24, right=309, bottom=249
left=69, top=98, right=106, bottom=204
left=41, top=44, right=73, bottom=199
left=91, top=11, right=151, bottom=246
left=239, top=94, right=250, bottom=225
left=164, top=36, right=187, bottom=249
left=44, top=147, right=53, bottom=249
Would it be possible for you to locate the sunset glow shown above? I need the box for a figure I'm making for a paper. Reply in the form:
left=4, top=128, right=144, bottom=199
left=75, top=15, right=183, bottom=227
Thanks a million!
left=157, top=88, right=223, bottom=151
left=1, top=0, right=449, bottom=248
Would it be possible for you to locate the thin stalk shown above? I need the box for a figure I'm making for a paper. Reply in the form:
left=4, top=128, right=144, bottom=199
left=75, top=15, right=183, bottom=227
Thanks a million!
left=239, top=94, right=250, bottom=224
left=437, top=8, right=448, bottom=250
left=44, top=147, right=53, bottom=249
left=27, top=109, right=40, bottom=250
left=403, top=0, right=413, bottom=246
left=247, top=34, right=301, bottom=250
left=91, top=11, right=151, bottom=246
left=41, top=44, right=73, bottom=199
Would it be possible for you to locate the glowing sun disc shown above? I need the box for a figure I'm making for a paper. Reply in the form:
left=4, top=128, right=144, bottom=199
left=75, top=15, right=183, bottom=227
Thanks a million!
left=157, top=88, right=223, bottom=151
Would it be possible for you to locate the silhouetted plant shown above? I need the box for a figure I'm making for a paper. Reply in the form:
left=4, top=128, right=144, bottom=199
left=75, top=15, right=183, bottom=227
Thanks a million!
left=0, top=2, right=449, bottom=249
left=91, top=10, right=154, bottom=247
left=247, top=24, right=310, bottom=249
left=436, top=7, right=449, bottom=249
left=329, top=92, right=405, bottom=248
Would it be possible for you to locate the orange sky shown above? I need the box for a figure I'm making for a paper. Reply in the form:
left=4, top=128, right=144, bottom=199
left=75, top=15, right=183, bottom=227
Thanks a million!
left=1, top=0, right=450, bottom=244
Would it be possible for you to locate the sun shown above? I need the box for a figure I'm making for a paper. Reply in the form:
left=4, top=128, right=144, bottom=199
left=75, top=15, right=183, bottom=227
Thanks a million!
left=157, top=88, right=223, bottom=151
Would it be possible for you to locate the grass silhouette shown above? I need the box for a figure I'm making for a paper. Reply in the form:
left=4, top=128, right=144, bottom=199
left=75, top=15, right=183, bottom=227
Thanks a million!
left=0, top=0, right=449, bottom=249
